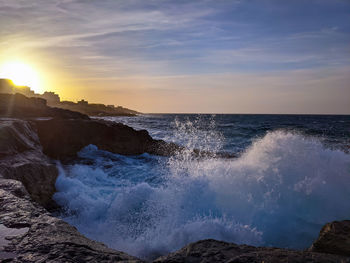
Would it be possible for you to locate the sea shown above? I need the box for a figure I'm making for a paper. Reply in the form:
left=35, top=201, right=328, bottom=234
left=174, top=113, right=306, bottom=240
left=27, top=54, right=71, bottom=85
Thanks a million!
left=53, top=114, right=350, bottom=259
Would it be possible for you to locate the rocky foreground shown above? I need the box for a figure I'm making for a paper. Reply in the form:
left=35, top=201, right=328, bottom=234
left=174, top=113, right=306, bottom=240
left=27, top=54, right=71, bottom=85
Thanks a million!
left=0, top=93, right=350, bottom=262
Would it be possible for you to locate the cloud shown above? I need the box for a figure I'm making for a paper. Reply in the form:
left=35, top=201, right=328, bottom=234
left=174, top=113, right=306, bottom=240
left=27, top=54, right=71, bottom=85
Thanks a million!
left=0, top=0, right=349, bottom=113
left=1, top=0, right=349, bottom=75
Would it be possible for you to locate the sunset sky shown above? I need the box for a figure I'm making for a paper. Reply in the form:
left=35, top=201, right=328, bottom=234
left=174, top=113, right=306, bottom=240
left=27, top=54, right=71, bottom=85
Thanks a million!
left=0, top=0, right=349, bottom=114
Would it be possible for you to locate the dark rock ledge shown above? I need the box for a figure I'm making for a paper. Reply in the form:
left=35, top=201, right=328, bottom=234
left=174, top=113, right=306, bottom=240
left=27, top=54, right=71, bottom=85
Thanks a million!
left=310, top=220, right=350, bottom=256
left=154, top=239, right=350, bottom=263
left=0, top=179, right=141, bottom=262
left=0, top=94, right=350, bottom=262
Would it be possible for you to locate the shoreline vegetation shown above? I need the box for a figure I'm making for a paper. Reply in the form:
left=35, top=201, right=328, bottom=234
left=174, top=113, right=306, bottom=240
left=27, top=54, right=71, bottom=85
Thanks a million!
left=0, top=85, right=349, bottom=262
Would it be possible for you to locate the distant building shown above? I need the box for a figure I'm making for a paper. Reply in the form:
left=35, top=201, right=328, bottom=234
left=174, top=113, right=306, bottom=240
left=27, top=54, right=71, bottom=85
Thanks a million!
left=61, top=100, right=76, bottom=106
left=0, top=79, right=15, bottom=94
left=41, top=91, right=60, bottom=104
left=77, top=99, right=88, bottom=105
left=0, top=78, right=139, bottom=116
left=13, top=86, right=36, bottom=97
left=0, top=79, right=61, bottom=107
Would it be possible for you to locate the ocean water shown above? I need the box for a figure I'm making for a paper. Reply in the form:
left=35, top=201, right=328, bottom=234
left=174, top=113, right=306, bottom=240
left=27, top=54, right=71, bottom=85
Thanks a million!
left=54, top=114, right=350, bottom=259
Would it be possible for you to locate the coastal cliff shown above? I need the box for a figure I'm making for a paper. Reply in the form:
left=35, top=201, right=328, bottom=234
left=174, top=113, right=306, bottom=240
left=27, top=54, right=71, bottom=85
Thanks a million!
left=0, top=94, right=350, bottom=262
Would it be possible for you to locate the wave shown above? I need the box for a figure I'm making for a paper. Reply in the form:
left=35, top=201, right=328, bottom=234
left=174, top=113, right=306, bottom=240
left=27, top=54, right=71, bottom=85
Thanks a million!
left=54, top=130, right=350, bottom=259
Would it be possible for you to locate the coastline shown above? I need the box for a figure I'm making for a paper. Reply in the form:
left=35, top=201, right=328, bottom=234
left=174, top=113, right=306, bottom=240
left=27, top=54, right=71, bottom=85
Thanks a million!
left=0, top=94, right=350, bottom=262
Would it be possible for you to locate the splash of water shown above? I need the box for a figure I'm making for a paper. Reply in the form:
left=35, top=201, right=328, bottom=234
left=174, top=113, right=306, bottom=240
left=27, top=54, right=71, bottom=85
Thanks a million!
left=54, top=120, right=350, bottom=259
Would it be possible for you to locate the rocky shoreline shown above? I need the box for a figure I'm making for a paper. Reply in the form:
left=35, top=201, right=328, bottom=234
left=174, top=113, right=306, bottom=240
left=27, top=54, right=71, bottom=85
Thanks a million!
left=1, top=94, right=350, bottom=262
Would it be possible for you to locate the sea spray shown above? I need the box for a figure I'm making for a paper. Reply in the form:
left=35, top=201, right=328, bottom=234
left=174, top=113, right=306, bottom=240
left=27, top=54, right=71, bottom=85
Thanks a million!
left=54, top=118, right=350, bottom=259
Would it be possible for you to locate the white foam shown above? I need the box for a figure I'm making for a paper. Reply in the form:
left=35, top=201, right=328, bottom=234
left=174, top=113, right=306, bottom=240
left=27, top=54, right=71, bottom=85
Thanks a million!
left=54, top=130, right=350, bottom=259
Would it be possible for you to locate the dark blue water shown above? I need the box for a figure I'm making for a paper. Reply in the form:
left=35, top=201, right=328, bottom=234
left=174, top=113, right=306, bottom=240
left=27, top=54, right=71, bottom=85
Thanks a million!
left=54, top=114, right=350, bottom=259
left=103, top=114, right=350, bottom=153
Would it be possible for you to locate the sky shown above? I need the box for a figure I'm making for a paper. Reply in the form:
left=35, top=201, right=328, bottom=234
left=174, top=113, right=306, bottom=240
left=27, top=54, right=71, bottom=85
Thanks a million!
left=0, top=0, right=349, bottom=114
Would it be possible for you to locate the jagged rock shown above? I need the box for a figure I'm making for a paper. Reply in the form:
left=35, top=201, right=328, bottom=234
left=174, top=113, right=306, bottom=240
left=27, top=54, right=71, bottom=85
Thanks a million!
left=0, top=119, right=144, bottom=261
left=0, top=93, right=89, bottom=119
left=0, top=118, right=183, bottom=210
left=0, top=119, right=58, bottom=210
left=154, top=239, right=350, bottom=263
left=1, top=93, right=233, bottom=160
left=2, top=98, right=348, bottom=263
left=310, top=220, right=350, bottom=256
left=34, top=118, right=234, bottom=161
left=34, top=118, right=158, bottom=160
left=34, top=118, right=196, bottom=161
left=0, top=179, right=142, bottom=262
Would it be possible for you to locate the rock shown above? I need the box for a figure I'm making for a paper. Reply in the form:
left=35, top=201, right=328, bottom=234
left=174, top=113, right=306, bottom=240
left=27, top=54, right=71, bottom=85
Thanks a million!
left=154, top=239, right=349, bottom=263
left=34, top=118, right=235, bottom=161
left=5, top=98, right=348, bottom=262
left=0, top=93, right=233, bottom=160
left=0, top=119, right=58, bottom=210
left=0, top=117, right=227, bottom=210
left=34, top=118, right=209, bottom=160
left=0, top=93, right=89, bottom=119
left=0, top=118, right=348, bottom=263
left=0, top=179, right=142, bottom=262
left=34, top=118, right=157, bottom=160
left=310, top=220, right=350, bottom=256
left=0, top=118, right=144, bottom=261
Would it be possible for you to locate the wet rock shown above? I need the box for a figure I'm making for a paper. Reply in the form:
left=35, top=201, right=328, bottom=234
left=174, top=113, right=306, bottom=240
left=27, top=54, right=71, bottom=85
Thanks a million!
left=0, top=179, right=142, bottom=262
left=0, top=93, right=233, bottom=160
left=2, top=99, right=348, bottom=263
left=34, top=118, right=156, bottom=160
left=34, top=118, right=204, bottom=160
left=0, top=224, right=29, bottom=260
left=0, top=119, right=58, bottom=210
left=34, top=118, right=234, bottom=162
left=154, top=239, right=350, bottom=263
left=310, top=220, right=350, bottom=256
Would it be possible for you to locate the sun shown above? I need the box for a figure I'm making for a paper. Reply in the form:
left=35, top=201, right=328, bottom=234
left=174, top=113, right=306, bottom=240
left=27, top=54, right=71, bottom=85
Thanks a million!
left=0, top=61, right=41, bottom=93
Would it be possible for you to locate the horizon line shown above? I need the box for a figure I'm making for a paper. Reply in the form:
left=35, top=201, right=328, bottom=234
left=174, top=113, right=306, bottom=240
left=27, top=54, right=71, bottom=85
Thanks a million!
left=143, top=113, right=350, bottom=116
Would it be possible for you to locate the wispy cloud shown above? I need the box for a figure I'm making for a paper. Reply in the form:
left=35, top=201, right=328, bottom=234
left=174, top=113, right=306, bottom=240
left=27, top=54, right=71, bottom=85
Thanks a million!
left=0, top=0, right=349, bottom=113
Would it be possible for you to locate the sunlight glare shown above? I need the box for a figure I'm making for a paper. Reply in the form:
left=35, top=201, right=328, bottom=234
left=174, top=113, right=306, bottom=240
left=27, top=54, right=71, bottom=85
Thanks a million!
left=0, top=61, right=41, bottom=93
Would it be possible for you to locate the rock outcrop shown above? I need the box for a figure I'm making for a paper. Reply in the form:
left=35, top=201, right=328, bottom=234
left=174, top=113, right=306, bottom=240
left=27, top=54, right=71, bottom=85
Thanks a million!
left=310, top=220, right=350, bottom=257
left=154, top=239, right=350, bottom=263
left=34, top=118, right=235, bottom=161
left=0, top=178, right=141, bottom=262
left=0, top=100, right=146, bottom=261
left=1, top=94, right=349, bottom=262
left=0, top=93, right=89, bottom=120
left=34, top=118, right=156, bottom=160
left=0, top=117, right=216, bottom=211
left=0, top=119, right=58, bottom=210
left=0, top=93, right=233, bottom=160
